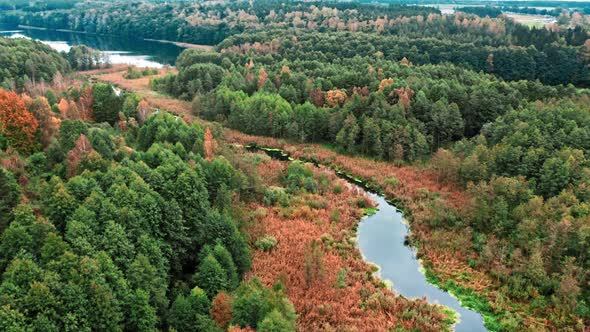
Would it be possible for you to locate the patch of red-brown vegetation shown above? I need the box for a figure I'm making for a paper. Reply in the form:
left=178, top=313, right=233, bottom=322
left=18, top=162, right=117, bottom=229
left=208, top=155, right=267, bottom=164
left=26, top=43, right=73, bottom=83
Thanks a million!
left=240, top=151, right=452, bottom=331
left=225, top=133, right=494, bottom=288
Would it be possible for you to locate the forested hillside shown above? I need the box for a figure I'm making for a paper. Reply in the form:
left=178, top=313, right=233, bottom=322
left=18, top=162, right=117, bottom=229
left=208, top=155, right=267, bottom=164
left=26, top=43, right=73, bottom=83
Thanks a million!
left=2, top=0, right=590, bottom=331
left=0, top=38, right=69, bottom=90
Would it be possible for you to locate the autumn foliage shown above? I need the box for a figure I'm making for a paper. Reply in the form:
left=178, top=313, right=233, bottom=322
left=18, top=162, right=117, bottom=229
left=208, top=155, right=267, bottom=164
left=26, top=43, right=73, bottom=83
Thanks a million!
left=257, top=67, right=269, bottom=90
left=224, top=129, right=556, bottom=329
left=325, top=89, right=347, bottom=107
left=210, top=292, right=233, bottom=329
left=378, top=78, right=394, bottom=92
left=0, top=89, right=39, bottom=152
left=66, top=134, right=95, bottom=178
left=203, top=127, right=217, bottom=160
left=394, top=86, right=415, bottom=108
left=309, top=88, right=325, bottom=107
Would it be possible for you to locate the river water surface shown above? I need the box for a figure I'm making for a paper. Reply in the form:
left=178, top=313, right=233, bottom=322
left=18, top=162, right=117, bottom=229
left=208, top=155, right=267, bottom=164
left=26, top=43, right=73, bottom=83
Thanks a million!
left=357, top=191, right=487, bottom=332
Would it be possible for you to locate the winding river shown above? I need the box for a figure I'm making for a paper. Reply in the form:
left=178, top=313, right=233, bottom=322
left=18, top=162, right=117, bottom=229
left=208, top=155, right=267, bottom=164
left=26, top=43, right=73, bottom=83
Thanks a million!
left=251, top=146, right=487, bottom=331
left=358, top=191, right=487, bottom=332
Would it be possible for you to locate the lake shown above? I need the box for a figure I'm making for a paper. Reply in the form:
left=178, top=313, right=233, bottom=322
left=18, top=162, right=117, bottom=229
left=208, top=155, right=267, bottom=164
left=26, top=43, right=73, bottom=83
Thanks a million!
left=0, top=25, right=185, bottom=68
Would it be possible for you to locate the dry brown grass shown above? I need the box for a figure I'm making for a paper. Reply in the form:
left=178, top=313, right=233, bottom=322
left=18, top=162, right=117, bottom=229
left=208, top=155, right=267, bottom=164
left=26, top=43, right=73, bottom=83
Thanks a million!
left=78, top=66, right=195, bottom=118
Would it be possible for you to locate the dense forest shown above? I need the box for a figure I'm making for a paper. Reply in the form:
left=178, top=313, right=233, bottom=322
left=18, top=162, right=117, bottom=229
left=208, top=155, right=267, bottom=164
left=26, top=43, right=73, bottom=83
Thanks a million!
left=0, top=21, right=454, bottom=331
left=2, top=0, right=589, bottom=86
left=3, top=0, right=590, bottom=331
left=0, top=51, right=302, bottom=330
left=0, top=38, right=69, bottom=90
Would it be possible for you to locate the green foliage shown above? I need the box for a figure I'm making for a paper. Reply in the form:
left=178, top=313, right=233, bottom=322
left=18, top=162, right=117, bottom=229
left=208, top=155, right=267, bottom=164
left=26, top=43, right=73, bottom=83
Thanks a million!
left=124, top=67, right=157, bottom=80
left=283, top=162, right=317, bottom=193
left=122, top=93, right=141, bottom=119
left=0, top=37, right=69, bottom=89
left=168, top=292, right=220, bottom=332
left=0, top=110, right=254, bottom=330
left=0, top=169, right=20, bottom=231
left=456, top=6, right=503, bottom=18
left=255, top=236, right=278, bottom=252
left=258, top=309, right=296, bottom=332
left=153, top=63, right=225, bottom=100
left=58, top=119, right=88, bottom=151
left=232, top=278, right=296, bottom=330
left=263, top=187, right=290, bottom=207
left=92, top=83, right=123, bottom=124
left=193, top=254, right=229, bottom=299
left=44, top=90, right=57, bottom=106
left=137, top=111, right=204, bottom=152
left=212, top=244, right=240, bottom=290
left=336, top=268, right=347, bottom=288
left=68, top=45, right=101, bottom=70
left=127, top=289, right=157, bottom=332
left=227, top=92, right=293, bottom=138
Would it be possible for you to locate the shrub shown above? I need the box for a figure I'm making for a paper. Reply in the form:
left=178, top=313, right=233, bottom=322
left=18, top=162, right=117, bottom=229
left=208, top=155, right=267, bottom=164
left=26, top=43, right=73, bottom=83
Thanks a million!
left=124, top=67, right=143, bottom=79
left=255, top=236, right=277, bottom=252
left=263, top=187, right=289, bottom=207
left=332, top=184, right=343, bottom=194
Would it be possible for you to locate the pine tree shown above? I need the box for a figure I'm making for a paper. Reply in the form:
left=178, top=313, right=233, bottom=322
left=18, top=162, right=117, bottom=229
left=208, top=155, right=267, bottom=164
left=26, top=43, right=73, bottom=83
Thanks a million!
left=193, top=254, right=228, bottom=298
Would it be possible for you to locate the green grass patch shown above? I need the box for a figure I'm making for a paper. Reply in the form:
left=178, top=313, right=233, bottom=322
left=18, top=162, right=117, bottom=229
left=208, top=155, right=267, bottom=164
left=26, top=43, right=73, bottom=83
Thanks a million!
left=364, top=207, right=378, bottom=216
left=423, top=266, right=510, bottom=331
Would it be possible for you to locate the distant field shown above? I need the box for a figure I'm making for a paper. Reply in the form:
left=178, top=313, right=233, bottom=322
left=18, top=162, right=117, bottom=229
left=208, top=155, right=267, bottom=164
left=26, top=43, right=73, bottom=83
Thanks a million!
left=505, top=12, right=556, bottom=27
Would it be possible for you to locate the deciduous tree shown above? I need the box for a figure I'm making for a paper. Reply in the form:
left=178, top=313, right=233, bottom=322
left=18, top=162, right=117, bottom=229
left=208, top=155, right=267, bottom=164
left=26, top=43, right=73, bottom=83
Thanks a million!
left=0, top=89, right=39, bottom=152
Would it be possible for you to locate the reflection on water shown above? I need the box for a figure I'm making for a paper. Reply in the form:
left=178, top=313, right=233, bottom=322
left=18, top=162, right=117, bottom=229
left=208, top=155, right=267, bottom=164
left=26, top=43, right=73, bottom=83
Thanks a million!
left=0, top=26, right=184, bottom=68
left=357, top=191, right=487, bottom=332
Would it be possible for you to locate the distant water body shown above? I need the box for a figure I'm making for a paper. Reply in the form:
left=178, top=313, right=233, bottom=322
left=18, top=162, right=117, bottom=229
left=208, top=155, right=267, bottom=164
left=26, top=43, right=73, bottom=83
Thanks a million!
left=0, top=25, right=185, bottom=68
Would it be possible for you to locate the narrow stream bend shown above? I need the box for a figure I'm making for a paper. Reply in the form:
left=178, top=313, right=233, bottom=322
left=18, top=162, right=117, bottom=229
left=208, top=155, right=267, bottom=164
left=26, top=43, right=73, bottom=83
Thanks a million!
left=248, top=145, right=487, bottom=332
left=357, top=191, right=487, bottom=332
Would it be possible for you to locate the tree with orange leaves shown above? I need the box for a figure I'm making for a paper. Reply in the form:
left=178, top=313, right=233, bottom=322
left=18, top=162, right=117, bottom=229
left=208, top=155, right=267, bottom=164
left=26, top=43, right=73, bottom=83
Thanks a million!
left=68, top=100, right=81, bottom=120
left=325, top=89, right=347, bottom=107
left=78, top=86, right=94, bottom=120
left=378, top=78, right=394, bottom=92
left=28, top=97, right=60, bottom=148
left=66, top=134, right=94, bottom=178
left=258, top=67, right=269, bottom=90
left=210, top=292, right=233, bottom=329
left=0, top=89, right=39, bottom=152
left=136, top=100, right=152, bottom=125
left=399, top=57, right=413, bottom=67
left=204, top=127, right=217, bottom=160
left=394, top=86, right=415, bottom=108
left=58, top=98, right=69, bottom=118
